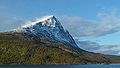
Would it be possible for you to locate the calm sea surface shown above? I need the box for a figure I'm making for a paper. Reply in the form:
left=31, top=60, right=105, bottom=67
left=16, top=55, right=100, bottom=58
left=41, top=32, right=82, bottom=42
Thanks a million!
left=1, top=64, right=120, bottom=68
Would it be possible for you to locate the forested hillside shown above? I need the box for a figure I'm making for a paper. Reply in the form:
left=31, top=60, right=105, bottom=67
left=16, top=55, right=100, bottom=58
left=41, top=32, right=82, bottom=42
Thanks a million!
left=0, top=32, right=120, bottom=64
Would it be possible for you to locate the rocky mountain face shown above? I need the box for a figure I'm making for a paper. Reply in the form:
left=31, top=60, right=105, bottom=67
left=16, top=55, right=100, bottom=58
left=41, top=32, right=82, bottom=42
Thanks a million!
left=13, top=15, right=78, bottom=48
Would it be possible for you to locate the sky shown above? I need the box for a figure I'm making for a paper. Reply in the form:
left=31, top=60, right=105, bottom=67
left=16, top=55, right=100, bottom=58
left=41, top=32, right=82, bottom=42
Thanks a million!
left=1, top=0, right=120, bottom=55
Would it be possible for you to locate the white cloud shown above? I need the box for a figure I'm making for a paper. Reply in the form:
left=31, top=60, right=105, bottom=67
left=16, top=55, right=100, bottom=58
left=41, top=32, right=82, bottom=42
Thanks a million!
left=0, top=7, right=24, bottom=32
left=58, top=10, right=120, bottom=37
left=75, top=39, right=120, bottom=55
left=94, top=45, right=120, bottom=55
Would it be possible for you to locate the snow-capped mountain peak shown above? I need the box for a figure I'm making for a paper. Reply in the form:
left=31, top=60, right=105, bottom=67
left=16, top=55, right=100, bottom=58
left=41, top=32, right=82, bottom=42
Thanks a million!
left=22, top=15, right=56, bottom=28
left=15, top=15, right=78, bottom=48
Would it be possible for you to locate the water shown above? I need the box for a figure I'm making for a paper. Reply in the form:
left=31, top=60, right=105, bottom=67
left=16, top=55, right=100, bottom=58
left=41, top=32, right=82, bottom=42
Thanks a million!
left=0, top=64, right=120, bottom=68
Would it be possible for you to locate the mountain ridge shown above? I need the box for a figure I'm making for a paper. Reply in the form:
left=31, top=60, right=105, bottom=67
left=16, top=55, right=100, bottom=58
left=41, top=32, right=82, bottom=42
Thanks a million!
left=12, top=15, right=78, bottom=48
left=1, top=15, right=120, bottom=64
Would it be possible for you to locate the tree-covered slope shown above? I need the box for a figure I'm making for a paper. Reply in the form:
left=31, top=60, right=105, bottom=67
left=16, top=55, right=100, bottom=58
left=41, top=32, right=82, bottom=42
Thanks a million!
left=0, top=32, right=120, bottom=64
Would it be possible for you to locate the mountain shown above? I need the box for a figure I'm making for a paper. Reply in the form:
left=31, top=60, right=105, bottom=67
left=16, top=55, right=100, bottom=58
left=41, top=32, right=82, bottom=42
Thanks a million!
left=1, top=15, right=120, bottom=64
left=13, top=15, right=78, bottom=48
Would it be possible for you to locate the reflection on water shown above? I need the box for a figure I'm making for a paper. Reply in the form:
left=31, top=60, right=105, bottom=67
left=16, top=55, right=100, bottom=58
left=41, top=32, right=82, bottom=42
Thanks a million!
left=0, top=64, right=120, bottom=68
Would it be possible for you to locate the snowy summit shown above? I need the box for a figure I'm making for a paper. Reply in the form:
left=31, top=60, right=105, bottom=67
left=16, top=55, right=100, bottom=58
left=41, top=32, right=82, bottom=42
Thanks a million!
left=15, top=15, right=78, bottom=48
left=22, top=15, right=55, bottom=28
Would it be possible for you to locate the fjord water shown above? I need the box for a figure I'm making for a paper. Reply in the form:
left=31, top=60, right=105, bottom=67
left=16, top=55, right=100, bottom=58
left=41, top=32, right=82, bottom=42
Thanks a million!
left=1, top=64, right=120, bottom=68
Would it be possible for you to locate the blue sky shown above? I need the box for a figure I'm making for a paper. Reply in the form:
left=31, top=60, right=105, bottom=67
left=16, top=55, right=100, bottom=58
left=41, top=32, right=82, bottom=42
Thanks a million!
left=1, top=0, right=120, bottom=19
left=1, top=0, right=120, bottom=55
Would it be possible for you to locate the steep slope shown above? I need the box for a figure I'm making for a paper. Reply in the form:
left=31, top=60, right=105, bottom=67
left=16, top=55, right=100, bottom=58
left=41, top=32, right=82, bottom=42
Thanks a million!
left=13, top=15, right=78, bottom=48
